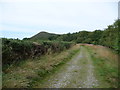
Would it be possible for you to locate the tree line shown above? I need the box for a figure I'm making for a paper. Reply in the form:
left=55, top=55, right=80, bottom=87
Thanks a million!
left=48, top=19, right=120, bottom=53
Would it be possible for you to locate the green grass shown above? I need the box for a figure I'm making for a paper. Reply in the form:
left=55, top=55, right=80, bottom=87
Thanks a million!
left=85, top=46, right=118, bottom=88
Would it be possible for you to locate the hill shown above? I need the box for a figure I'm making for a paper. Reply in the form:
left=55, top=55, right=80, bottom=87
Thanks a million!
left=30, top=31, right=61, bottom=40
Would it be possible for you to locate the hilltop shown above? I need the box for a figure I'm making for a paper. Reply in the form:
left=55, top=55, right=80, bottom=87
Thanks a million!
left=30, top=31, right=61, bottom=40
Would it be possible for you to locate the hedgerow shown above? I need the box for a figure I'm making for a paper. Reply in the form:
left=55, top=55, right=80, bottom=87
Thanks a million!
left=2, top=38, right=74, bottom=67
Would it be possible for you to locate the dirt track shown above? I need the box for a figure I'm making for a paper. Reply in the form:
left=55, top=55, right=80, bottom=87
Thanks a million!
left=34, top=46, right=98, bottom=88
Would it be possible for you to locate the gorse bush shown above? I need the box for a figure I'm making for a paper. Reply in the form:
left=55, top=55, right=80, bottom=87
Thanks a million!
left=2, top=38, right=74, bottom=67
left=2, top=38, right=33, bottom=66
left=42, top=41, right=73, bottom=53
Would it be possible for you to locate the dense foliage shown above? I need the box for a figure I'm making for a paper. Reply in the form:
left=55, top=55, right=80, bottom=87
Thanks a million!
left=2, top=39, right=74, bottom=67
left=49, top=20, right=119, bottom=53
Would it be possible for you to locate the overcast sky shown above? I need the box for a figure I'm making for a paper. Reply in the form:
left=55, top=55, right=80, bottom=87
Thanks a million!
left=0, top=0, right=119, bottom=39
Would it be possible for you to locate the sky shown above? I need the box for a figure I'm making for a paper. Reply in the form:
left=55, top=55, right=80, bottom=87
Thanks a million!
left=0, top=0, right=119, bottom=39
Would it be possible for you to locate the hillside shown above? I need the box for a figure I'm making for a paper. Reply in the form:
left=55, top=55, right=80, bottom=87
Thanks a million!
left=30, top=31, right=61, bottom=40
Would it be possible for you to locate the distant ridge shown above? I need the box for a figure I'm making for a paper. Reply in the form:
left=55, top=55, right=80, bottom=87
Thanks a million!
left=30, top=31, right=60, bottom=40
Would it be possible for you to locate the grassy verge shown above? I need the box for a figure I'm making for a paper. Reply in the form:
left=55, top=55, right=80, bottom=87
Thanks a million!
left=30, top=46, right=80, bottom=88
left=2, top=44, right=80, bottom=88
left=85, top=45, right=118, bottom=88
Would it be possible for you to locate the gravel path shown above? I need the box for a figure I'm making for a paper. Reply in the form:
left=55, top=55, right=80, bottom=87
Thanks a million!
left=34, top=46, right=98, bottom=88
